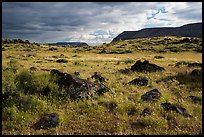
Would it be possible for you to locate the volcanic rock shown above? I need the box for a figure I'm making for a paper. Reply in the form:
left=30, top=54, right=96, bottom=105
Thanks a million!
left=128, top=77, right=148, bottom=86
left=91, top=72, right=105, bottom=82
left=188, top=96, right=201, bottom=103
left=130, top=60, right=165, bottom=72
left=140, top=108, right=152, bottom=116
left=31, top=113, right=59, bottom=130
left=49, top=69, right=111, bottom=99
left=161, top=102, right=192, bottom=117
left=141, top=89, right=161, bottom=101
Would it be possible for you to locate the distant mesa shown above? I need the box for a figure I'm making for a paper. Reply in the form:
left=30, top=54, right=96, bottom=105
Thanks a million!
left=49, top=42, right=89, bottom=47
left=112, top=22, right=202, bottom=42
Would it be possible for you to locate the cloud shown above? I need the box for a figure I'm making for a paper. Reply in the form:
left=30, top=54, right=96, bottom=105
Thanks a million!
left=147, top=6, right=168, bottom=20
left=2, top=2, right=202, bottom=45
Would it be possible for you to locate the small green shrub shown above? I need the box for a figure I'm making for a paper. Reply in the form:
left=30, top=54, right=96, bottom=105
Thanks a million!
left=72, top=54, right=78, bottom=57
left=16, top=94, right=44, bottom=112
left=15, top=70, right=34, bottom=94
left=73, top=61, right=83, bottom=66
left=2, top=69, right=17, bottom=93
left=167, top=46, right=181, bottom=52
left=7, top=59, right=19, bottom=73
left=154, top=55, right=164, bottom=59
left=125, top=50, right=132, bottom=53
left=98, top=48, right=107, bottom=54
left=124, top=59, right=135, bottom=64
left=2, top=106, right=19, bottom=121
left=194, top=46, right=202, bottom=53
left=175, top=61, right=190, bottom=67
left=49, top=47, right=58, bottom=51
left=140, top=116, right=168, bottom=128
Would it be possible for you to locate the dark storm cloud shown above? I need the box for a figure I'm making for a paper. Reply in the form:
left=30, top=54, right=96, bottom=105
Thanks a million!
left=2, top=2, right=202, bottom=44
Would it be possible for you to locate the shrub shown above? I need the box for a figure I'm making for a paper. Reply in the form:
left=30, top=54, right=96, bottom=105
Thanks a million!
left=7, top=59, right=19, bottom=73
left=2, top=69, right=17, bottom=93
left=56, top=59, right=68, bottom=63
left=154, top=55, right=164, bottom=59
left=124, top=59, right=135, bottom=64
left=73, top=61, right=83, bottom=66
left=16, top=94, right=45, bottom=112
left=49, top=47, right=58, bottom=51
left=98, top=48, right=107, bottom=54
left=158, top=50, right=167, bottom=53
left=72, top=54, right=78, bottom=57
left=140, top=116, right=168, bottom=128
left=167, top=47, right=181, bottom=52
left=125, top=49, right=132, bottom=53
left=194, top=46, right=202, bottom=53
left=15, top=70, right=35, bottom=94
left=175, top=61, right=191, bottom=67
left=2, top=106, right=19, bottom=121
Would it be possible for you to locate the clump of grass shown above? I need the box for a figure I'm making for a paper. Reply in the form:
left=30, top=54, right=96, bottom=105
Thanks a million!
left=7, top=59, right=19, bottom=73
left=139, top=115, right=168, bottom=128
left=2, top=68, right=17, bottom=93
left=175, top=61, right=191, bottom=67
left=73, top=61, right=84, bottom=66
left=49, top=47, right=58, bottom=51
left=124, top=59, right=135, bottom=64
left=194, top=46, right=202, bottom=53
left=167, top=46, right=181, bottom=52
left=154, top=55, right=164, bottom=59
left=72, top=54, right=78, bottom=57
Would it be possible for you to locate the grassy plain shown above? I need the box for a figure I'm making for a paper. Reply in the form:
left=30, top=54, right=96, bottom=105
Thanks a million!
left=2, top=36, right=202, bottom=135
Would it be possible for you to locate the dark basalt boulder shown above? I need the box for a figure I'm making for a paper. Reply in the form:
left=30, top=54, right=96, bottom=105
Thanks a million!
left=128, top=77, right=148, bottom=86
left=30, top=67, right=37, bottom=71
left=140, top=108, right=152, bottom=116
left=127, top=107, right=136, bottom=115
left=31, top=113, right=59, bottom=130
left=161, top=102, right=192, bottom=117
left=49, top=69, right=111, bottom=99
left=188, top=96, right=201, bottom=103
left=190, top=69, right=202, bottom=76
left=141, top=89, right=161, bottom=101
left=41, top=86, right=52, bottom=96
left=130, top=60, right=165, bottom=72
left=91, top=72, right=105, bottom=82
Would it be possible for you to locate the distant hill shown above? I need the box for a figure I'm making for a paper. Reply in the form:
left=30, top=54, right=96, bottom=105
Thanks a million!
left=112, top=22, right=202, bottom=42
left=49, top=42, right=89, bottom=47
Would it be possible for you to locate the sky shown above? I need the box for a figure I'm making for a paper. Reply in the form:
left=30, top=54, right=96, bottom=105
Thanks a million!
left=2, top=2, right=202, bottom=45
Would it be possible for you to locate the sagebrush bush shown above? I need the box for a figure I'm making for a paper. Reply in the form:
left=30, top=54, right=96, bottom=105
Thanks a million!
left=15, top=70, right=35, bottom=94
left=16, top=94, right=46, bottom=113
left=56, top=59, right=68, bottom=63
left=7, top=58, right=19, bottom=73
left=2, top=68, right=17, bottom=93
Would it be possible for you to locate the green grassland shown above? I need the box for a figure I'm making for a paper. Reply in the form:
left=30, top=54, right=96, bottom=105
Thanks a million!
left=2, top=36, right=202, bottom=135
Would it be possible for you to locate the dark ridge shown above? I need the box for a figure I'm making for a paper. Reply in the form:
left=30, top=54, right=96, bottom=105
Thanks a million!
left=112, top=22, right=202, bottom=42
left=48, top=42, right=89, bottom=47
